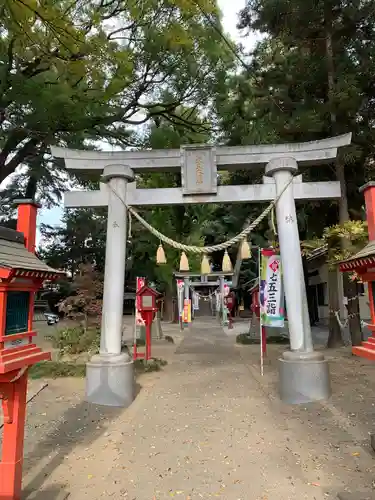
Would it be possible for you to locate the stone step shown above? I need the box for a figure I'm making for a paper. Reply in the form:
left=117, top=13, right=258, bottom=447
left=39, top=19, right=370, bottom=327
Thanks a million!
left=366, top=336, right=375, bottom=344
left=352, top=345, right=375, bottom=360
left=361, top=341, right=375, bottom=350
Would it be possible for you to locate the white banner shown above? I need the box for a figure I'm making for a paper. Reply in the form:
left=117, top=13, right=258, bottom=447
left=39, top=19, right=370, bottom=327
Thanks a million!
left=177, top=284, right=184, bottom=320
left=260, top=249, right=284, bottom=328
left=193, top=292, right=199, bottom=310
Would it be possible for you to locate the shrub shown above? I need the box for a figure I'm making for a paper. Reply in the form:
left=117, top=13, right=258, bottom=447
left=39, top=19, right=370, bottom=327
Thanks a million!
left=58, top=264, right=103, bottom=331
left=46, top=325, right=100, bottom=356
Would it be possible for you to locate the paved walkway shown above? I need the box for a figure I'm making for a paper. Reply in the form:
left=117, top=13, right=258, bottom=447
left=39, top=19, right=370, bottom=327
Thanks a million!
left=23, top=320, right=375, bottom=499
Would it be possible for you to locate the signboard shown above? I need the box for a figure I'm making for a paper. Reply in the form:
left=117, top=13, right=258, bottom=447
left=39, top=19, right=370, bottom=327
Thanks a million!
left=183, top=299, right=191, bottom=323
left=4, top=337, right=29, bottom=350
left=181, top=145, right=217, bottom=195
left=259, top=249, right=284, bottom=328
left=141, top=295, right=153, bottom=308
left=176, top=280, right=184, bottom=327
left=215, top=290, right=221, bottom=312
left=193, top=292, right=199, bottom=311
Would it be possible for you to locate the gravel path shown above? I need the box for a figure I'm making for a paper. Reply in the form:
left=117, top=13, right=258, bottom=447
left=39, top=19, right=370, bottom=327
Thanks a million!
left=19, top=320, right=375, bottom=499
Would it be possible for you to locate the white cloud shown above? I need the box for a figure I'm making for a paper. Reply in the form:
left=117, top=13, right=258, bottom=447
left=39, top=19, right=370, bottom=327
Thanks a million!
left=218, top=0, right=261, bottom=50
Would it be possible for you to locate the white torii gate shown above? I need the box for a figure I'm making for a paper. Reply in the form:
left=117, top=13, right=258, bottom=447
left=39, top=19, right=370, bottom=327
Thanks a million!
left=52, top=133, right=351, bottom=406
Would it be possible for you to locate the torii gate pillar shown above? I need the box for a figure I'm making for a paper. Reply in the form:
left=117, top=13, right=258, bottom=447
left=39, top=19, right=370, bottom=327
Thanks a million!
left=266, top=158, right=330, bottom=404
left=86, top=164, right=135, bottom=407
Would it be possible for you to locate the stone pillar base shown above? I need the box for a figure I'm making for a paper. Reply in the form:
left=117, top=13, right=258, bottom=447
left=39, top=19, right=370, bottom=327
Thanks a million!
left=278, top=350, right=331, bottom=404
left=86, top=353, right=135, bottom=407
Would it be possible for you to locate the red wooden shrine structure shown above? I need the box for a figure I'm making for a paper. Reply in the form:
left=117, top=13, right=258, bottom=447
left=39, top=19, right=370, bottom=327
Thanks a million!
left=340, top=182, right=375, bottom=360
left=0, top=200, right=62, bottom=500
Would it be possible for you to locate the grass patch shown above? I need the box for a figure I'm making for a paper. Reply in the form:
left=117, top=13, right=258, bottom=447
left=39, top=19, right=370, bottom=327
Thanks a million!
left=29, top=361, right=86, bottom=379
left=236, top=333, right=289, bottom=345
left=29, top=357, right=168, bottom=379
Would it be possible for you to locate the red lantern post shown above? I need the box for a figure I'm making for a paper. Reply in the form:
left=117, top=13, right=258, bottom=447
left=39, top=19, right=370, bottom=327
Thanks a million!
left=134, top=285, right=160, bottom=361
left=0, top=200, right=63, bottom=500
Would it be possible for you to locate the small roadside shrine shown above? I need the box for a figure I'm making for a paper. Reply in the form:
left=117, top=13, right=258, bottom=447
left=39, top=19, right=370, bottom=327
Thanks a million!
left=134, top=284, right=160, bottom=361
left=340, top=181, right=375, bottom=360
left=0, top=200, right=62, bottom=500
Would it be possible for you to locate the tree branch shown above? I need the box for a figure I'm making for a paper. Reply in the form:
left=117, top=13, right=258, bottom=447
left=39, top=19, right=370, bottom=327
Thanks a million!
left=0, top=129, right=28, bottom=168
left=0, top=138, right=40, bottom=183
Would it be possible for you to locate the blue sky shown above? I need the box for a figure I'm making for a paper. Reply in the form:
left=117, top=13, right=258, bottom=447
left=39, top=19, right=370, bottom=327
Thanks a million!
left=22, top=0, right=262, bottom=244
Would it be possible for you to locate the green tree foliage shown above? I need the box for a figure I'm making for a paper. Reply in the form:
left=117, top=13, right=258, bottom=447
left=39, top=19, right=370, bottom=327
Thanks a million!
left=303, top=221, right=368, bottom=269
left=0, top=0, right=233, bottom=198
left=214, top=0, right=375, bottom=342
left=234, top=0, right=375, bottom=210
left=128, top=112, right=215, bottom=317
left=302, top=221, right=368, bottom=346
left=38, top=208, right=107, bottom=276
left=39, top=109, right=217, bottom=319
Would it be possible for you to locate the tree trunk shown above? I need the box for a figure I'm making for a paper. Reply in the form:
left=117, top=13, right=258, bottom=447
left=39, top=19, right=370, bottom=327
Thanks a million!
left=327, top=268, right=344, bottom=347
left=25, top=175, right=38, bottom=200
left=336, top=154, right=361, bottom=345
left=302, top=256, right=313, bottom=326
left=83, top=313, right=88, bottom=333
left=324, top=9, right=362, bottom=345
left=163, top=287, right=174, bottom=322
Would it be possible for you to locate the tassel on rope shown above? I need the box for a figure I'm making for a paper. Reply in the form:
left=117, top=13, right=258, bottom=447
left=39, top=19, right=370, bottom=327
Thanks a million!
left=201, top=254, right=211, bottom=275
left=179, top=251, right=189, bottom=271
left=222, top=250, right=232, bottom=272
left=240, top=239, right=251, bottom=260
left=156, top=243, right=167, bottom=264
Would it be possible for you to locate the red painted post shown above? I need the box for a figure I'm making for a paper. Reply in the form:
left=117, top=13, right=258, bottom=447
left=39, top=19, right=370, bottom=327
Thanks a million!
left=16, top=199, right=40, bottom=337
left=261, top=326, right=267, bottom=357
left=0, top=371, right=28, bottom=500
left=145, top=321, right=152, bottom=360
left=228, top=314, right=233, bottom=329
left=15, top=200, right=40, bottom=254
left=362, top=183, right=375, bottom=241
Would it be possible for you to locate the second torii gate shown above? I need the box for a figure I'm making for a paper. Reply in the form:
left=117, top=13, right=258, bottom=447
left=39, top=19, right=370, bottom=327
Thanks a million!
left=52, top=133, right=351, bottom=406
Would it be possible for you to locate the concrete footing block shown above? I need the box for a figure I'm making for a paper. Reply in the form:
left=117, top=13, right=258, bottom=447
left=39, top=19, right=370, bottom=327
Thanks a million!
left=278, top=354, right=331, bottom=404
left=86, top=352, right=135, bottom=407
